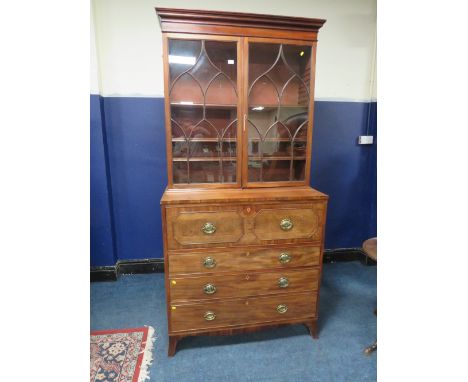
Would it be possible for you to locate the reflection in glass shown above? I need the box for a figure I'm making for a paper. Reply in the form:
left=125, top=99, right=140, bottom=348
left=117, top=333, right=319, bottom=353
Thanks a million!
left=262, top=160, right=291, bottom=182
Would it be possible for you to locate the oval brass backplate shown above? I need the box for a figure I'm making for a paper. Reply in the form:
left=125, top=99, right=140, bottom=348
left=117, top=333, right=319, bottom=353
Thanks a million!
left=201, top=222, right=216, bottom=234
left=277, top=304, right=288, bottom=314
left=280, top=218, right=293, bottom=231
left=278, top=277, right=289, bottom=288
left=203, top=256, right=216, bottom=269
left=279, top=252, right=291, bottom=264
left=203, top=283, right=217, bottom=295
left=204, top=311, right=216, bottom=321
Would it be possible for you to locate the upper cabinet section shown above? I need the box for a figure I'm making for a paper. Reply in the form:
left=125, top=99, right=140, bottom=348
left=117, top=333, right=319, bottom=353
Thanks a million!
left=156, top=8, right=326, bottom=189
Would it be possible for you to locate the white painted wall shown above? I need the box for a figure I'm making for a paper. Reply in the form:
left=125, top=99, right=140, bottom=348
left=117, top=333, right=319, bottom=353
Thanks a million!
left=91, top=0, right=376, bottom=101
left=90, top=5, right=100, bottom=95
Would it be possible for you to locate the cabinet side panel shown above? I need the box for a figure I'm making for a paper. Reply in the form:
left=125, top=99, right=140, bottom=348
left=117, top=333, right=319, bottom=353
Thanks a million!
left=162, top=34, right=174, bottom=187
left=305, top=42, right=318, bottom=185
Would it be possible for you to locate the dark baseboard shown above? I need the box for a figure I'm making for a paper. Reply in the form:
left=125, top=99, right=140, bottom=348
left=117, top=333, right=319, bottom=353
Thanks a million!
left=91, top=248, right=375, bottom=282
left=323, top=248, right=376, bottom=265
left=324, top=248, right=362, bottom=263
left=90, top=266, right=118, bottom=282
left=90, top=258, right=164, bottom=282
left=118, top=259, right=165, bottom=274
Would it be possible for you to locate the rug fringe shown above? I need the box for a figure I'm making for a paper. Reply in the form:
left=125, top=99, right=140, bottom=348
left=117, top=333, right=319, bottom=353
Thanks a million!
left=137, top=326, right=155, bottom=382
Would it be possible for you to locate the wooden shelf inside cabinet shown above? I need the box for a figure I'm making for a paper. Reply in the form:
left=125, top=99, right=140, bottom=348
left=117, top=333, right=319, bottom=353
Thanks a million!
left=170, top=103, right=237, bottom=109
left=172, top=138, right=237, bottom=142
left=248, top=138, right=307, bottom=142
left=249, top=105, right=309, bottom=109
left=172, top=157, right=237, bottom=162
left=248, top=156, right=306, bottom=161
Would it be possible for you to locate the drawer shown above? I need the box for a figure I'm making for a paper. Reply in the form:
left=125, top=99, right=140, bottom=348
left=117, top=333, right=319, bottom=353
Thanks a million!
left=167, top=207, right=244, bottom=247
left=164, top=202, right=326, bottom=249
left=170, top=292, right=317, bottom=332
left=169, top=246, right=321, bottom=274
left=253, top=207, right=321, bottom=241
left=169, top=268, right=319, bottom=301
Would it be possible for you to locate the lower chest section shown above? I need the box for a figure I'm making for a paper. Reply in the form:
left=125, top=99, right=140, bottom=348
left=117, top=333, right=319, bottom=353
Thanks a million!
left=162, top=198, right=327, bottom=335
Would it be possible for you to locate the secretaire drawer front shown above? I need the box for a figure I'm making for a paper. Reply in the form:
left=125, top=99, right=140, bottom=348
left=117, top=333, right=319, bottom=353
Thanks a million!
left=169, top=246, right=321, bottom=274
left=166, top=208, right=244, bottom=248
left=170, top=268, right=319, bottom=301
left=253, top=205, right=324, bottom=242
left=170, top=292, right=317, bottom=332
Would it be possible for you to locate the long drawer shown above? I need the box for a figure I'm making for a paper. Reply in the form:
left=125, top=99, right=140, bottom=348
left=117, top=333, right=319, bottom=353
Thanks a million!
left=170, top=292, right=317, bottom=333
left=169, top=268, right=319, bottom=301
left=168, top=245, right=321, bottom=274
left=164, top=202, right=326, bottom=250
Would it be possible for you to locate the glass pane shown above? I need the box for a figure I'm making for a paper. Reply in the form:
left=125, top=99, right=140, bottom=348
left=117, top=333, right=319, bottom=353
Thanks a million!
left=263, top=160, right=291, bottom=182
left=171, top=106, right=203, bottom=137
left=168, top=40, right=202, bottom=85
left=189, top=120, right=218, bottom=139
left=190, top=161, right=221, bottom=183
left=248, top=160, right=262, bottom=182
left=168, top=39, right=238, bottom=185
left=205, top=41, right=237, bottom=82
left=205, top=75, right=237, bottom=106
left=173, top=161, right=188, bottom=183
left=263, top=140, right=291, bottom=158
left=189, top=141, right=220, bottom=158
left=205, top=109, right=237, bottom=137
left=247, top=42, right=311, bottom=183
left=292, top=160, right=306, bottom=181
left=293, top=140, right=307, bottom=157
left=282, top=110, right=308, bottom=139
left=222, top=161, right=237, bottom=183
left=170, top=74, right=204, bottom=105
left=172, top=141, right=188, bottom=159
left=222, top=142, right=236, bottom=157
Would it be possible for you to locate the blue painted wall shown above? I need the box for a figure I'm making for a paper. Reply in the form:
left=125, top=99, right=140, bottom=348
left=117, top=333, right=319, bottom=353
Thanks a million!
left=311, top=102, right=377, bottom=248
left=90, top=96, right=377, bottom=266
left=90, top=95, right=116, bottom=266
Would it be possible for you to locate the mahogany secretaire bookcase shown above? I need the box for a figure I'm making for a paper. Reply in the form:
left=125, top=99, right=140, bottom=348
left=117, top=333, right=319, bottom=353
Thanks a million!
left=155, top=8, right=328, bottom=356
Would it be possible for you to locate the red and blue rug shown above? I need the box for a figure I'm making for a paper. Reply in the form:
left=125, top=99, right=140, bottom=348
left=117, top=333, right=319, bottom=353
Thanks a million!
left=90, top=327, right=155, bottom=382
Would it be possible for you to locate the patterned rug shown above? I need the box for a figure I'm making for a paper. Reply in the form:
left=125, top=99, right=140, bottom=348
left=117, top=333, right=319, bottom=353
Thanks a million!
left=90, top=327, right=155, bottom=382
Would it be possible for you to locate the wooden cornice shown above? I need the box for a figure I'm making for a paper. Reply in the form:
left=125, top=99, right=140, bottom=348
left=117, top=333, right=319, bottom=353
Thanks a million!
left=155, top=8, right=326, bottom=34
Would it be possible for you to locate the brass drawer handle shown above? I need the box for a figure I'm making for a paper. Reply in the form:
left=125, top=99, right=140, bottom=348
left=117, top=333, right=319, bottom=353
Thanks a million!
left=278, top=277, right=289, bottom=288
left=202, top=222, right=216, bottom=234
left=277, top=304, right=288, bottom=314
left=203, top=283, right=217, bottom=295
left=204, top=311, right=216, bottom=321
left=278, top=252, right=291, bottom=264
left=203, top=256, right=216, bottom=269
left=280, top=218, right=293, bottom=231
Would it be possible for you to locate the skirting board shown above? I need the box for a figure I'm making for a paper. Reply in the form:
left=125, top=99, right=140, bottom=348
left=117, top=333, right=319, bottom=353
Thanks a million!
left=91, top=248, right=375, bottom=282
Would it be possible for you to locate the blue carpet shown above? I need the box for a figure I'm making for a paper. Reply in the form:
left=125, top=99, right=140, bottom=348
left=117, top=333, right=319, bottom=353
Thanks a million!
left=91, top=261, right=376, bottom=381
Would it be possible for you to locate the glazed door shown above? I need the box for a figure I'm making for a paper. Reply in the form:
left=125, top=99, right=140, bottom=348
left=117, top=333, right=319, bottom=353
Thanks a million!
left=242, top=38, right=317, bottom=187
left=164, top=34, right=243, bottom=188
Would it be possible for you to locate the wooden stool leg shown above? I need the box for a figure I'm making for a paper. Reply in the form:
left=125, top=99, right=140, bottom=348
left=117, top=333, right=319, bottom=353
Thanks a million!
left=364, top=341, right=377, bottom=355
left=305, top=320, right=319, bottom=339
left=168, top=336, right=179, bottom=357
